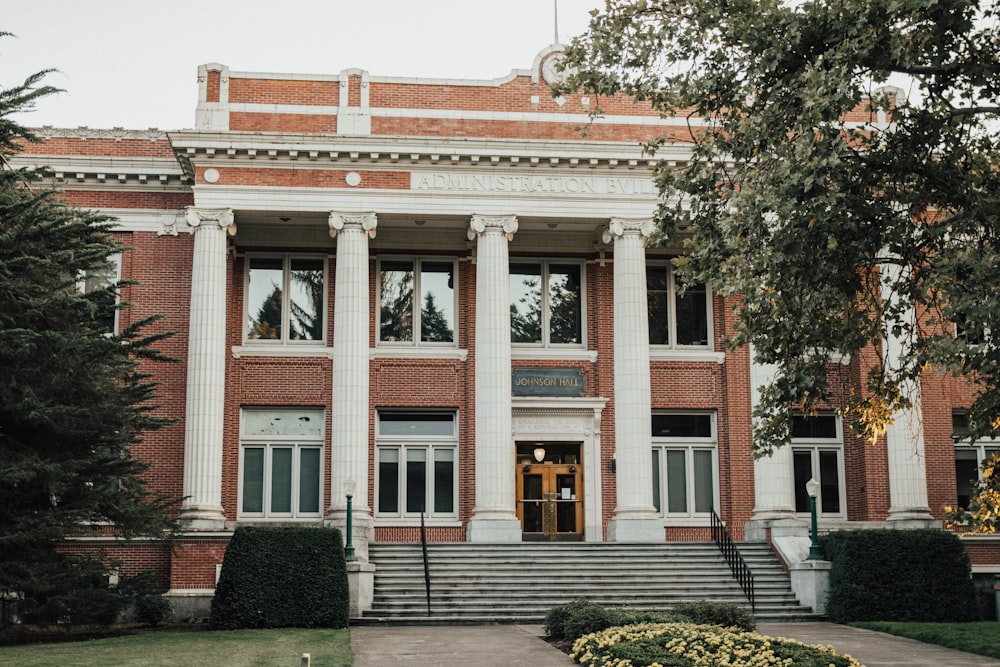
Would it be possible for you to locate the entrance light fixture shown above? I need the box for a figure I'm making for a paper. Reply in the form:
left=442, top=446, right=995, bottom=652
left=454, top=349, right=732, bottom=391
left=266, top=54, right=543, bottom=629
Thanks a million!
left=805, top=477, right=821, bottom=560
left=533, top=447, right=546, bottom=463
left=344, top=478, right=357, bottom=562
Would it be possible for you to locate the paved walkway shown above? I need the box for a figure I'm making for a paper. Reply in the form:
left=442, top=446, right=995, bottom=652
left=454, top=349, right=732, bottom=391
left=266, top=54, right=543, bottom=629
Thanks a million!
left=350, top=622, right=1000, bottom=667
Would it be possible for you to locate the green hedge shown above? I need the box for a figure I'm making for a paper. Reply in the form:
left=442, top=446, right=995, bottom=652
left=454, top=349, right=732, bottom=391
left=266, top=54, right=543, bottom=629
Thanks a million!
left=824, top=529, right=978, bottom=623
left=543, top=599, right=752, bottom=641
left=211, top=526, right=349, bottom=629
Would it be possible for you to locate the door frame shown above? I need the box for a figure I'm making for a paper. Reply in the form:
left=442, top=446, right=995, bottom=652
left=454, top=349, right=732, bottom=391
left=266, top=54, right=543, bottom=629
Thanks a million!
left=512, top=398, right=607, bottom=542
left=516, top=447, right=584, bottom=540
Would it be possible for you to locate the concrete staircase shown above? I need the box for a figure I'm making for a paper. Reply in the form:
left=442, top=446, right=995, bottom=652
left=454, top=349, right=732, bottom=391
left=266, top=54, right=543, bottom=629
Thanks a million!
left=358, top=542, right=818, bottom=624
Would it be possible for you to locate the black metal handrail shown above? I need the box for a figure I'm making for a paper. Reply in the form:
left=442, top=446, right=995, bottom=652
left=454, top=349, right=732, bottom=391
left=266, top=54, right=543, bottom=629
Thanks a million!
left=420, top=509, right=431, bottom=616
left=710, top=509, right=755, bottom=611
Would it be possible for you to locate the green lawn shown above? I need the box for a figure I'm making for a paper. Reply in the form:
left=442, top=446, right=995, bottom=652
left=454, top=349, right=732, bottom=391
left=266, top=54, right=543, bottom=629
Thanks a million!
left=0, top=627, right=352, bottom=667
left=850, top=621, right=1000, bottom=660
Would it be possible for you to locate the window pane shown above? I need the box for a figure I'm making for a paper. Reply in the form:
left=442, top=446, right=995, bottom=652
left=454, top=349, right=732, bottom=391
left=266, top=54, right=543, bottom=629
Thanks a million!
left=299, top=447, right=321, bottom=514
left=793, top=450, right=813, bottom=513
left=242, top=448, right=264, bottom=513
left=791, top=415, right=838, bottom=439
left=652, top=413, right=713, bottom=438
left=694, top=449, right=714, bottom=513
left=510, top=263, right=542, bottom=343
left=406, top=449, right=428, bottom=514
left=271, top=448, right=293, bottom=513
left=548, top=264, right=582, bottom=344
left=651, top=449, right=661, bottom=513
left=378, top=449, right=399, bottom=513
left=289, top=259, right=324, bottom=341
left=819, top=451, right=840, bottom=514
left=675, top=282, right=708, bottom=346
left=379, top=412, right=456, bottom=437
left=647, top=266, right=670, bottom=345
left=83, top=256, right=120, bottom=334
left=380, top=260, right=415, bottom=342
left=243, top=409, right=324, bottom=438
left=247, top=258, right=284, bottom=340
left=666, top=450, right=687, bottom=513
left=955, top=449, right=979, bottom=508
left=420, top=262, right=455, bottom=343
left=433, top=448, right=455, bottom=513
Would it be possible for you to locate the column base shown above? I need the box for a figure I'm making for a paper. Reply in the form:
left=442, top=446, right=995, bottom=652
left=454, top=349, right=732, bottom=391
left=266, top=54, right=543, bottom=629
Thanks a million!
left=607, top=513, right=663, bottom=543
left=178, top=506, right=226, bottom=531
left=467, top=513, right=522, bottom=543
left=886, top=508, right=939, bottom=529
left=744, top=516, right=804, bottom=542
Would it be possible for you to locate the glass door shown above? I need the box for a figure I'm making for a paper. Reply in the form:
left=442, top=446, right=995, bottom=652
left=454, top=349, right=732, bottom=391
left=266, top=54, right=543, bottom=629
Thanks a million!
left=515, top=443, right=583, bottom=541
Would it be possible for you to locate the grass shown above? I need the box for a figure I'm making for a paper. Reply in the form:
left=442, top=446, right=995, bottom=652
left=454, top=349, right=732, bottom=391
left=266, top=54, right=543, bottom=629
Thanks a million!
left=0, top=627, right=352, bottom=667
left=849, top=621, right=1000, bottom=660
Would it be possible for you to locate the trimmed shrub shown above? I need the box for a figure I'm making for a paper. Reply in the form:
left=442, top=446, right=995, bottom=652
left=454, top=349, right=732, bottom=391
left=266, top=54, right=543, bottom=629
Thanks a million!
left=672, top=601, right=755, bottom=631
left=211, top=526, right=349, bottom=629
left=543, top=599, right=610, bottom=641
left=824, top=529, right=978, bottom=623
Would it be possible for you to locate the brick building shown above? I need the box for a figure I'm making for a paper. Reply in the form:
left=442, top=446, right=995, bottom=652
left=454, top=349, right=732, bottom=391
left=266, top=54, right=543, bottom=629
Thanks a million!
left=14, top=45, right=999, bottom=617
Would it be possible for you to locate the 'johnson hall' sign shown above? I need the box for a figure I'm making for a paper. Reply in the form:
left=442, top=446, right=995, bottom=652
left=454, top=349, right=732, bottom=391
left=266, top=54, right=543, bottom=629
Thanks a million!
left=512, top=368, right=586, bottom=397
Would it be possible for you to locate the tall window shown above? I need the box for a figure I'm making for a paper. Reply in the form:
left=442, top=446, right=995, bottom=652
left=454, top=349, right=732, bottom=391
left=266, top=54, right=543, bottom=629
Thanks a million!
left=651, top=412, right=717, bottom=517
left=245, top=255, right=325, bottom=342
left=376, top=412, right=457, bottom=518
left=647, top=262, right=710, bottom=348
left=791, top=414, right=845, bottom=516
left=239, top=408, right=324, bottom=519
left=510, top=261, right=583, bottom=346
left=79, top=253, right=122, bottom=334
left=378, top=258, right=456, bottom=345
left=953, top=411, right=1000, bottom=509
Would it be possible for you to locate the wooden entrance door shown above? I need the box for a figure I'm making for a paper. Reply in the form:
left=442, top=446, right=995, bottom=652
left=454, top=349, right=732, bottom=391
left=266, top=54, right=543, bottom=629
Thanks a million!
left=515, top=443, right=583, bottom=541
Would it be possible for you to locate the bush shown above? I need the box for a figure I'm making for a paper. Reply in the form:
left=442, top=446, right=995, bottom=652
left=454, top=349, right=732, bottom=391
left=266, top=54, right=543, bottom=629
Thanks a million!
left=210, top=526, right=349, bottom=629
left=672, top=601, right=755, bottom=632
left=543, top=599, right=610, bottom=641
left=571, top=623, right=861, bottom=667
left=824, top=529, right=978, bottom=623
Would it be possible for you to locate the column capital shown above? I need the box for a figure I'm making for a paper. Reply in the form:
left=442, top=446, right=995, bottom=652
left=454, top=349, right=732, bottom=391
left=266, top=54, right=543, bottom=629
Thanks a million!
left=603, top=217, right=656, bottom=244
left=329, top=211, right=377, bottom=239
left=184, top=207, right=236, bottom=235
left=468, top=214, right=518, bottom=241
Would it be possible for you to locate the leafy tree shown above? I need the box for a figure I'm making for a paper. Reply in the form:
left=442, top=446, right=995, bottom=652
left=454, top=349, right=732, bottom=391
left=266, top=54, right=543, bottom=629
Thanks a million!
left=946, top=452, right=1000, bottom=534
left=558, top=0, right=1000, bottom=455
left=0, top=40, right=179, bottom=627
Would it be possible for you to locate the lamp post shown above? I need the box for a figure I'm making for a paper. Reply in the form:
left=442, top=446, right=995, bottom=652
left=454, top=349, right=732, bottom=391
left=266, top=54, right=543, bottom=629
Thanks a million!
left=805, top=477, right=821, bottom=560
left=344, top=478, right=357, bottom=562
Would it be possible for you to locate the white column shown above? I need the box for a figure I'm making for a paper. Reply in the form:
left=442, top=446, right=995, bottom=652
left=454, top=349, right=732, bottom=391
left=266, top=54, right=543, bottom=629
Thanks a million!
left=466, top=214, right=522, bottom=542
left=328, top=212, right=377, bottom=559
left=749, top=349, right=797, bottom=522
left=179, top=206, right=234, bottom=530
left=604, top=217, right=663, bottom=542
left=881, top=261, right=933, bottom=523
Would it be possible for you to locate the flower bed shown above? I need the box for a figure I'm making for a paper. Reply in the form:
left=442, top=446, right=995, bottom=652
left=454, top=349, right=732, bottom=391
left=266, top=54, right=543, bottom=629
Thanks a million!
left=570, top=622, right=863, bottom=667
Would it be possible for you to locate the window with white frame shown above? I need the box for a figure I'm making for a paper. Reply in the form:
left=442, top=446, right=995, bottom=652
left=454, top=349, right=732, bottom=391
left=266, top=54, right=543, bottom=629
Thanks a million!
left=651, top=412, right=718, bottom=517
left=239, top=408, right=324, bottom=519
left=78, top=253, right=122, bottom=334
left=646, top=261, right=710, bottom=348
left=791, top=414, right=845, bottom=516
left=953, top=411, right=1000, bottom=509
left=376, top=411, right=457, bottom=518
left=510, top=260, right=583, bottom=346
left=245, top=255, right=326, bottom=343
left=378, top=258, right=456, bottom=345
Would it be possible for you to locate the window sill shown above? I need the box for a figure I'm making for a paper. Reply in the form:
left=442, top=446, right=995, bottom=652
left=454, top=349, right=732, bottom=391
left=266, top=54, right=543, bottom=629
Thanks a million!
left=374, top=518, right=463, bottom=527
left=235, top=517, right=325, bottom=524
left=660, top=517, right=714, bottom=527
left=512, top=348, right=597, bottom=362
left=649, top=349, right=725, bottom=364
left=232, top=345, right=332, bottom=359
left=370, top=347, right=468, bottom=361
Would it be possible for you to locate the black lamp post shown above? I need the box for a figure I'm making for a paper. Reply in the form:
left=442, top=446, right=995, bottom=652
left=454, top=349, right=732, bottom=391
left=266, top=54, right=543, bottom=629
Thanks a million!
left=806, top=477, right=822, bottom=560
left=344, top=478, right=357, bottom=562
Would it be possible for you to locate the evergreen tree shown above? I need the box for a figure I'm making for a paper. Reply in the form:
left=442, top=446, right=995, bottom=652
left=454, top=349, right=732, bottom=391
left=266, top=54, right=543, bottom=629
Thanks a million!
left=0, top=40, right=179, bottom=627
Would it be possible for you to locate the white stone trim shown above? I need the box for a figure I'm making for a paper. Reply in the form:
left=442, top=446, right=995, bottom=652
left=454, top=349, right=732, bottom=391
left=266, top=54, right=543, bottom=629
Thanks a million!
left=511, top=348, right=597, bottom=363
left=649, top=350, right=726, bottom=363
left=231, top=345, right=334, bottom=359
left=370, top=347, right=468, bottom=361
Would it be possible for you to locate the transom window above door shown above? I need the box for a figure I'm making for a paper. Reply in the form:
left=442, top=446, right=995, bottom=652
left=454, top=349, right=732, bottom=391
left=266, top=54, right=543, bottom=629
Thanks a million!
left=245, top=255, right=326, bottom=343
left=510, top=260, right=584, bottom=347
left=378, top=258, right=457, bottom=346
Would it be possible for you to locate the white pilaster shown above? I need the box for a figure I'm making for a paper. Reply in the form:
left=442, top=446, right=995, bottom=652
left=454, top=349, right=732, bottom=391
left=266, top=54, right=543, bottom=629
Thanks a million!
left=749, top=349, right=797, bottom=522
left=881, top=261, right=933, bottom=523
left=328, top=211, right=377, bottom=559
left=466, top=214, right=522, bottom=542
left=179, top=206, right=235, bottom=530
left=603, top=217, right=663, bottom=542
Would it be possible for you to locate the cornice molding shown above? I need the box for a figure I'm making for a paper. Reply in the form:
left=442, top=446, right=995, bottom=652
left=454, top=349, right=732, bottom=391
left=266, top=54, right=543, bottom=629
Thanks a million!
left=32, top=126, right=169, bottom=141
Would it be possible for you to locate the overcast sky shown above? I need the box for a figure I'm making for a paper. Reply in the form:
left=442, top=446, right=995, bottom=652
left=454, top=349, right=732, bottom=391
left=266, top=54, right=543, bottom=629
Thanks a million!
left=4, top=0, right=602, bottom=131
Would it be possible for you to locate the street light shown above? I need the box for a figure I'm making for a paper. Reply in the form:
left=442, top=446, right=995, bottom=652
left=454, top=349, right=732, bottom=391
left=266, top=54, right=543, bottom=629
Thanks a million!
left=344, top=478, right=357, bottom=562
left=805, top=477, right=821, bottom=560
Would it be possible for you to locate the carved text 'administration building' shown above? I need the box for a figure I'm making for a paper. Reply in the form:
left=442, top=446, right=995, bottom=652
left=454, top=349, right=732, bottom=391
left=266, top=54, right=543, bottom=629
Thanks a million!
left=15, top=46, right=999, bottom=614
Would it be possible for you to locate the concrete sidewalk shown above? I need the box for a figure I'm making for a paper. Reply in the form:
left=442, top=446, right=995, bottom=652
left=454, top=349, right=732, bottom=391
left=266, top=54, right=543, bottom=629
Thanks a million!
left=351, top=622, right=1000, bottom=667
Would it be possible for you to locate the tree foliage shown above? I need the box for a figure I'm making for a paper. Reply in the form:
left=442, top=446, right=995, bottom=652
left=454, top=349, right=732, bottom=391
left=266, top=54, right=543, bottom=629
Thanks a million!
left=0, top=39, right=179, bottom=626
left=558, top=0, right=1000, bottom=455
left=946, top=452, right=1000, bottom=533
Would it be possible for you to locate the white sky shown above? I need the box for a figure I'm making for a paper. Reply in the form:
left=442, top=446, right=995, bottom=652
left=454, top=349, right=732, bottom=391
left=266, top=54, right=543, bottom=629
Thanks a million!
left=3, top=0, right=602, bottom=131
